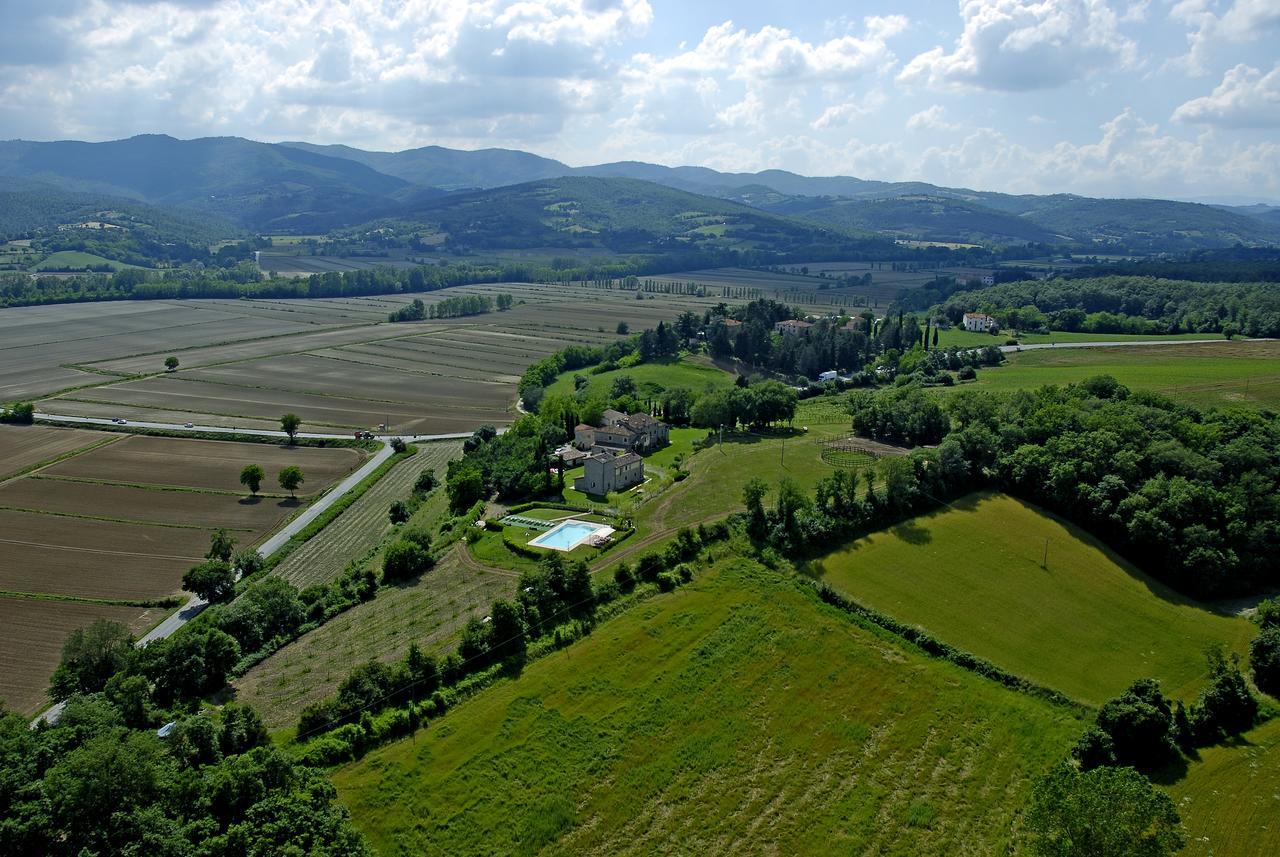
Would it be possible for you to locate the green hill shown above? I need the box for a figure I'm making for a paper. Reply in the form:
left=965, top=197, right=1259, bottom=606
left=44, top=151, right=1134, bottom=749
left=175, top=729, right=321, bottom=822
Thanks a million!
left=333, top=559, right=1082, bottom=855
left=386, top=176, right=852, bottom=253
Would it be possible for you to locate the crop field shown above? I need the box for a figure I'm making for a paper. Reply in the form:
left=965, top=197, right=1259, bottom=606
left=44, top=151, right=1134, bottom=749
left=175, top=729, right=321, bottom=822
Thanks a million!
left=256, top=253, right=424, bottom=276
left=12, top=282, right=730, bottom=433
left=33, top=250, right=141, bottom=271
left=0, top=433, right=363, bottom=716
left=0, top=595, right=164, bottom=715
left=39, top=435, right=362, bottom=495
left=273, top=440, right=462, bottom=589
left=815, top=493, right=1255, bottom=705
left=332, top=559, right=1083, bottom=856
left=968, top=340, right=1280, bottom=409
left=0, top=424, right=109, bottom=479
left=1168, top=717, right=1280, bottom=856
left=236, top=546, right=511, bottom=729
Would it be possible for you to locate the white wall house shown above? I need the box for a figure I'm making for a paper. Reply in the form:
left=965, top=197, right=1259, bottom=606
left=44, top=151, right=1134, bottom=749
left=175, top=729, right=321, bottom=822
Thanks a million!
left=963, top=312, right=998, bottom=332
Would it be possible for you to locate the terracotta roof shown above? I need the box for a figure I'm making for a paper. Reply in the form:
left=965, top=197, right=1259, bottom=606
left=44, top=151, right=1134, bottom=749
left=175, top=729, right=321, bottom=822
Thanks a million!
left=574, top=423, right=593, bottom=431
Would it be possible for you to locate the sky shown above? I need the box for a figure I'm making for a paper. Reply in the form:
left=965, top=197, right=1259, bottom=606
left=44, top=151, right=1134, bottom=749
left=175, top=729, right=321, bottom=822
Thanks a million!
left=1, top=0, right=1278, bottom=201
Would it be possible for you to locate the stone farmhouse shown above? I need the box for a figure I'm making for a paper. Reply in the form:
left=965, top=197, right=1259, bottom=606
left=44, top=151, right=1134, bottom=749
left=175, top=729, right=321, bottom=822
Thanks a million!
left=574, top=451, right=644, bottom=495
left=574, top=410, right=669, bottom=453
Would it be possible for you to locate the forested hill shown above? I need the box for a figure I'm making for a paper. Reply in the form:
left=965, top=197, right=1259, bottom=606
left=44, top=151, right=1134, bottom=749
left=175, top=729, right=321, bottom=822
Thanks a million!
left=2, top=134, right=1278, bottom=250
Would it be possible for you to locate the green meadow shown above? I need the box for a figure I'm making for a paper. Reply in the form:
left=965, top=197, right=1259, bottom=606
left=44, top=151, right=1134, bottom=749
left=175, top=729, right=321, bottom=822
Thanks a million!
left=333, top=559, right=1082, bottom=856
left=814, top=493, right=1256, bottom=705
left=967, top=340, right=1280, bottom=409
left=33, top=250, right=142, bottom=271
left=934, top=327, right=1224, bottom=349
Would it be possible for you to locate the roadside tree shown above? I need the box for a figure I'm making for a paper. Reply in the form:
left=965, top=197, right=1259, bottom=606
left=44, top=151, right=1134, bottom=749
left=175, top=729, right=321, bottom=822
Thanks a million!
left=278, top=465, right=304, bottom=498
left=239, top=463, right=264, bottom=496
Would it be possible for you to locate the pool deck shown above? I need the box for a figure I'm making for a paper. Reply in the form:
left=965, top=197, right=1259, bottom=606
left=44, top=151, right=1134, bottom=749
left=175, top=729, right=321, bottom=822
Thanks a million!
left=528, top=518, right=616, bottom=552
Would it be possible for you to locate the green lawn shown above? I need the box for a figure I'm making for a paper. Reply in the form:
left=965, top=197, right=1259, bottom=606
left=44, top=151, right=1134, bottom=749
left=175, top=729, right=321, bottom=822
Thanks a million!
left=966, top=340, right=1280, bottom=409
left=332, top=559, right=1083, bottom=856
left=544, top=354, right=735, bottom=400
left=814, top=493, right=1256, bottom=706
left=1167, top=717, right=1280, bottom=857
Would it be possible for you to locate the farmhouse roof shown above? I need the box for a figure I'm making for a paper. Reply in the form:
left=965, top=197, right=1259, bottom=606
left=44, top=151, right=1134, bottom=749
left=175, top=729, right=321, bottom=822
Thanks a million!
left=963, top=311, right=994, bottom=319
left=575, top=423, right=593, bottom=431
left=613, top=452, right=642, bottom=466
left=624, top=412, right=660, bottom=427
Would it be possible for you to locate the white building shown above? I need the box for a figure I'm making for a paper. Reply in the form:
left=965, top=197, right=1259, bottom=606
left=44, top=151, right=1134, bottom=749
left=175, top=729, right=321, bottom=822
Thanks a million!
left=574, top=452, right=643, bottom=495
left=963, top=312, right=998, bottom=333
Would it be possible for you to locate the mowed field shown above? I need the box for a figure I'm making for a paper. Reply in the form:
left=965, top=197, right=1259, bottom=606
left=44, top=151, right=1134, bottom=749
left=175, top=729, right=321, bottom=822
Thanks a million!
left=21, top=281, right=735, bottom=433
left=333, top=559, right=1083, bottom=856
left=1168, top=717, right=1280, bottom=857
left=0, top=428, right=364, bottom=716
left=968, top=340, right=1280, bottom=409
left=815, top=493, right=1256, bottom=705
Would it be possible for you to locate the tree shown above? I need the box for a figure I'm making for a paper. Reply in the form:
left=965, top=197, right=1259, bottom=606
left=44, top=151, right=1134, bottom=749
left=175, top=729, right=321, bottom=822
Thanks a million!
left=1027, top=762, right=1185, bottom=857
left=616, top=321, right=629, bottom=335
left=234, top=548, right=264, bottom=577
left=0, top=401, right=35, bottom=424
left=164, top=356, right=179, bottom=372
left=1094, top=679, right=1179, bottom=774
left=388, top=500, right=410, bottom=524
left=49, top=619, right=135, bottom=700
left=487, top=599, right=527, bottom=666
left=278, top=465, right=304, bottom=499
left=239, top=463, right=264, bottom=496
left=414, top=469, right=437, bottom=494
left=446, top=466, right=485, bottom=514
left=207, top=528, right=236, bottom=562
left=743, top=477, right=768, bottom=539
left=389, top=436, right=407, bottom=453
left=280, top=413, right=302, bottom=444
left=183, top=560, right=237, bottom=603
left=1251, top=628, right=1280, bottom=696
left=382, top=539, right=433, bottom=582
left=1190, top=647, right=1257, bottom=741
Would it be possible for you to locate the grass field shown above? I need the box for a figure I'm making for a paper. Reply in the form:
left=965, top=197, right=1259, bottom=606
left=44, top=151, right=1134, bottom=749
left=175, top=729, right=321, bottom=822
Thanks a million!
left=544, top=354, right=736, bottom=401
left=1168, top=717, right=1280, bottom=856
left=814, top=493, right=1256, bottom=705
left=968, top=340, right=1280, bottom=409
left=933, top=328, right=1225, bottom=349
left=332, top=559, right=1083, bottom=856
left=0, top=433, right=364, bottom=717
left=32, top=250, right=142, bottom=272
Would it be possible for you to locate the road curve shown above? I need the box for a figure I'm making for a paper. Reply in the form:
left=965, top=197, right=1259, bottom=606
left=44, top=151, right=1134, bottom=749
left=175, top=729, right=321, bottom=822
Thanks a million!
left=31, top=415, right=480, bottom=726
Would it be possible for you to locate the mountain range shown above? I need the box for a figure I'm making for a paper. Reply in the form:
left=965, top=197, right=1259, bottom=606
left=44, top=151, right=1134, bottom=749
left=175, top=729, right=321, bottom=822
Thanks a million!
left=2, top=134, right=1278, bottom=253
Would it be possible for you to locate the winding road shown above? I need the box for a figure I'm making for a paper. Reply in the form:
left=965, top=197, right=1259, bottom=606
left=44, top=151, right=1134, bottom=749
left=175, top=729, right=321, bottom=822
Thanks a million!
left=31, top=414, right=477, bottom=726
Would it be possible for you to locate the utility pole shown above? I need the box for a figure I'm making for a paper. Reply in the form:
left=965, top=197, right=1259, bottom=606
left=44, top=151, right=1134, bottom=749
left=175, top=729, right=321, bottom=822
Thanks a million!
left=1041, top=537, right=1049, bottom=569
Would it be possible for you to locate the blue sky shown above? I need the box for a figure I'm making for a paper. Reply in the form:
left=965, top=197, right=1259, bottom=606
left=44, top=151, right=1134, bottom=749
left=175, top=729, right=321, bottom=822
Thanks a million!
left=1, top=0, right=1277, bottom=201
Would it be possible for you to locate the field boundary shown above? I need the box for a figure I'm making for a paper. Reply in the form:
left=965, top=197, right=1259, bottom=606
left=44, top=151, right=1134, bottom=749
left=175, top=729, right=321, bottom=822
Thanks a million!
left=0, top=434, right=122, bottom=485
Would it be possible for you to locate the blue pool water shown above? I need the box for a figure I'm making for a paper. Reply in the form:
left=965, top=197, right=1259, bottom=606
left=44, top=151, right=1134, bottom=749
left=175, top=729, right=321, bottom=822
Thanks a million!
left=529, top=520, right=604, bottom=551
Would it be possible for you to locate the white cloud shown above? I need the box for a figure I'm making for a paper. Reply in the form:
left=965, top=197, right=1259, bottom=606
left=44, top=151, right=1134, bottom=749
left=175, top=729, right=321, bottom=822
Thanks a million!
left=906, top=105, right=958, bottom=132
left=1173, top=63, right=1280, bottom=128
left=1170, top=0, right=1280, bottom=75
left=899, top=0, right=1137, bottom=92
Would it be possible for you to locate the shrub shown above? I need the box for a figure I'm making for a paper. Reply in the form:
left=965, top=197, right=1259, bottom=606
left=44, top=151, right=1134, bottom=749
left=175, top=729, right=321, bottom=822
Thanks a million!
left=389, top=437, right=407, bottom=454
left=958, top=365, right=977, bottom=381
left=388, top=500, right=410, bottom=524
left=382, top=539, right=433, bottom=583
left=655, top=572, right=678, bottom=592
left=613, top=564, right=636, bottom=593
left=414, top=469, right=438, bottom=494
left=1251, top=628, right=1280, bottom=696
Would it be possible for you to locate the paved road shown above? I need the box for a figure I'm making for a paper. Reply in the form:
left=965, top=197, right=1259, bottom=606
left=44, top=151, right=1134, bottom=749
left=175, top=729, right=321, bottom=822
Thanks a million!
left=31, top=414, right=477, bottom=726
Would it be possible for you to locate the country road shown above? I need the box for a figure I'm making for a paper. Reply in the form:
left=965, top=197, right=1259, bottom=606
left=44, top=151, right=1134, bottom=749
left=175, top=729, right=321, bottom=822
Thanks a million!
left=31, top=414, right=481, bottom=726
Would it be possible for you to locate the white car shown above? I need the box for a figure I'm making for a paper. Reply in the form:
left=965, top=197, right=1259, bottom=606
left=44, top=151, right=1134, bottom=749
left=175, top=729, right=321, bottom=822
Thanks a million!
left=118, top=419, right=128, bottom=425
left=184, top=422, right=194, bottom=428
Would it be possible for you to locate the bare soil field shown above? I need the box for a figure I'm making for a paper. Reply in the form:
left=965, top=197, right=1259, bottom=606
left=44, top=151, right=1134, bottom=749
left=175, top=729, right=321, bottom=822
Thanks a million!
left=0, top=538, right=196, bottom=601
left=0, top=424, right=112, bottom=479
left=41, top=435, right=363, bottom=494
left=0, top=595, right=161, bottom=716
left=0, top=478, right=301, bottom=532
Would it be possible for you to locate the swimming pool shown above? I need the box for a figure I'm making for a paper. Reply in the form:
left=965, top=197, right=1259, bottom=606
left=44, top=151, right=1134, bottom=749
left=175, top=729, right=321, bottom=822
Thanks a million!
left=528, top=519, right=614, bottom=552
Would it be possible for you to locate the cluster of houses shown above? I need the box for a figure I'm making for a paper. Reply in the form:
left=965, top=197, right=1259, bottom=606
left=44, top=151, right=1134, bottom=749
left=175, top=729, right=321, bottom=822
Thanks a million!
left=556, top=409, right=670, bottom=495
